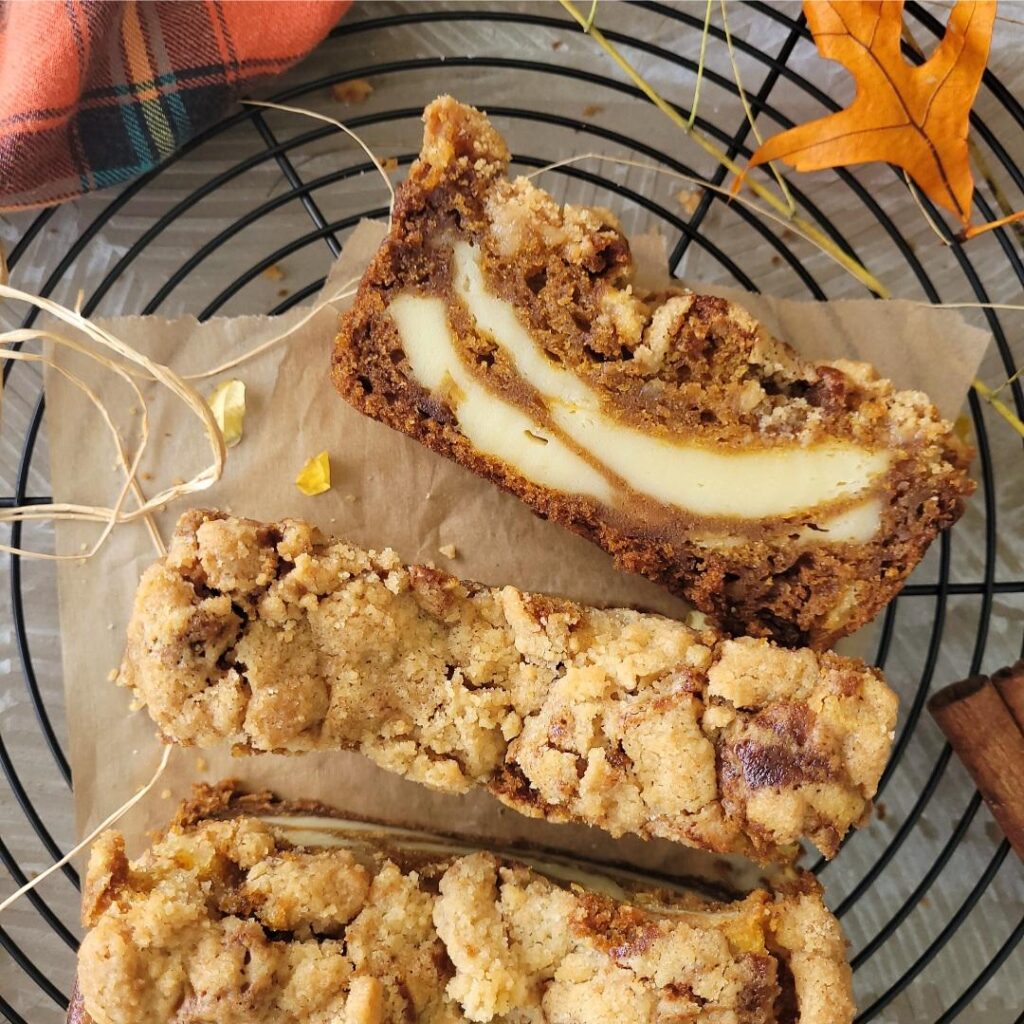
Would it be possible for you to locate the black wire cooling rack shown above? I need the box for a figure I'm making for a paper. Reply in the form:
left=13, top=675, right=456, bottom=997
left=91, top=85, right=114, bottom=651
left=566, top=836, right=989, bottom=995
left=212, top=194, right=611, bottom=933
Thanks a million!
left=2, top=3, right=1023, bottom=1022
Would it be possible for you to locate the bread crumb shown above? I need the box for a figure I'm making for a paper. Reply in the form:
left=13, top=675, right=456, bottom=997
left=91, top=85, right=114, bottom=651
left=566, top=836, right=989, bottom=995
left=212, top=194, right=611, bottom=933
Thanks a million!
left=438, top=544, right=457, bottom=559
left=676, top=188, right=703, bottom=214
left=344, top=975, right=383, bottom=1024
left=582, top=103, right=604, bottom=117
left=332, top=78, right=373, bottom=104
left=262, top=264, right=285, bottom=282
left=159, top=788, right=171, bottom=800
left=107, top=668, right=119, bottom=683
left=382, top=156, right=399, bottom=172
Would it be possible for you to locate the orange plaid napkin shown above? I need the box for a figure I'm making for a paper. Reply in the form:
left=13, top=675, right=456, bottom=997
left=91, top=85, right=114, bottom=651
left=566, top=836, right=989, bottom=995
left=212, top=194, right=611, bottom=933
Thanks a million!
left=0, top=1, right=350, bottom=211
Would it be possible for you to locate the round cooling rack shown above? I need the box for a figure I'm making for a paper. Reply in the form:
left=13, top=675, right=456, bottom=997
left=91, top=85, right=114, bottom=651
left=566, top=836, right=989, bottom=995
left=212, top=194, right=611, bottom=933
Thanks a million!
left=2, top=3, right=1023, bottom=1021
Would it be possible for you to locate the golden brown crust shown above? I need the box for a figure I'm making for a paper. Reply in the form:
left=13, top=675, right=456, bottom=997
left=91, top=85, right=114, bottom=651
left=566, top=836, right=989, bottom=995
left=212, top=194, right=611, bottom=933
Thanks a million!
left=332, top=96, right=974, bottom=648
left=74, top=785, right=855, bottom=1024
left=118, top=509, right=897, bottom=862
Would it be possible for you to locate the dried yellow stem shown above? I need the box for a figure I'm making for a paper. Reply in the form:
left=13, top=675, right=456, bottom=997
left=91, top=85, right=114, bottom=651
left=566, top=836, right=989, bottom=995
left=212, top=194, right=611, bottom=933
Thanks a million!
left=719, top=0, right=794, bottom=213
left=0, top=745, right=173, bottom=915
left=0, top=280, right=225, bottom=558
left=242, top=100, right=396, bottom=230
left=557, top=0, right=890, bottom=297
left=688, top=0, right=713, bottom=130
left=973, top=377, right=1024, bottom=439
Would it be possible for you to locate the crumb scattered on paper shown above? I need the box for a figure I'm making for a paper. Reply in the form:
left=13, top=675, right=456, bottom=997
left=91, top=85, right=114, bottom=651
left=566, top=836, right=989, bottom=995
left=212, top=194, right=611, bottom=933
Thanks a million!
left=159, top=788, right=171, bottom=800
left=261, top=264, right=285, bottom=281
left=296, top=451, right=331, bottom=496
left=438, top=543, right=457, bottom=559
left=583, top=104, right=605, bottom=117
left=331, top=78, right=373, bottom=104
left=676, top=188, right=703, bottom=215
left=382, top=156, right=399, bottom=172
left=277, top=288, right=290, bottom=298
left=207, top=379, right=246, bottom=448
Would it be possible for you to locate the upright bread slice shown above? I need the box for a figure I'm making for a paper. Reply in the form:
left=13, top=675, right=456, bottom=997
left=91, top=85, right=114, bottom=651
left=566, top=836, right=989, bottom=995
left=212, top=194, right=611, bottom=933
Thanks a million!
left=118, top=509, right=897, bottom=862
left=72, top=782, right=856, bottom=1024
left=333, top=96, right=973, bottom=648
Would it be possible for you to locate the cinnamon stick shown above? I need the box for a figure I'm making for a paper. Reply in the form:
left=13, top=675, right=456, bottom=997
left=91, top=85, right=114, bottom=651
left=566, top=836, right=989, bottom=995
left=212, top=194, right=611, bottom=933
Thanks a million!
left=991, top=659, right=1024, bottom=732
left=929, top=666, right=1024, bottom=860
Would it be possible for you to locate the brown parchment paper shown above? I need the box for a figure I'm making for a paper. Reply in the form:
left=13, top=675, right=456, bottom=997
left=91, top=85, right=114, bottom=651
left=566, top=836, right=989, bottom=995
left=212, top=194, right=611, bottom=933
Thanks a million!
left=46, top=219, right=991, bottom=885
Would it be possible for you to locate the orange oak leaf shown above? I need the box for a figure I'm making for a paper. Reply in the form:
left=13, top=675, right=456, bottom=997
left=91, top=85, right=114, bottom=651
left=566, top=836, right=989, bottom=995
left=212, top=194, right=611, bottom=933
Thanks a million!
left=739, top=0, right=1020, bottom=240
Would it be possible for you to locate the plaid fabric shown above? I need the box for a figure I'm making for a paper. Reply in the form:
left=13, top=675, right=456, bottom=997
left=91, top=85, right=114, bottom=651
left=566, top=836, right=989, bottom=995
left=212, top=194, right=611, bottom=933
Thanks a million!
left=0, top=0, right=350, bottom=212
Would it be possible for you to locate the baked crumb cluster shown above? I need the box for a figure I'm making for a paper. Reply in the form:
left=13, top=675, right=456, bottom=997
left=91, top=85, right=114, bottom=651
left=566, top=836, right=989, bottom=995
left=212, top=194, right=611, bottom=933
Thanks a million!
left=333, top=96, right=974, bottom=647
left=73, top=786, right=855, bottom=1024
left=120, top=510, right=896, bottom=861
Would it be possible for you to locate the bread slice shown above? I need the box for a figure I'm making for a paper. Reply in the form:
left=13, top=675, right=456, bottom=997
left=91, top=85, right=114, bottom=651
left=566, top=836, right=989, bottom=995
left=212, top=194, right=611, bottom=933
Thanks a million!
left=71, top=782, right=855, bottom=1024
left=118, top=509, right=897, bottom=862
left=332, top=96, right=973, bottom=649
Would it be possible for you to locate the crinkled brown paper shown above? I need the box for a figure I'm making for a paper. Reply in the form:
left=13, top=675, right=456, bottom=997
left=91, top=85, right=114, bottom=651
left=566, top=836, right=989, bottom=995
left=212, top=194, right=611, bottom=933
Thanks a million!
left=46, top=219, right=989, bottom=886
